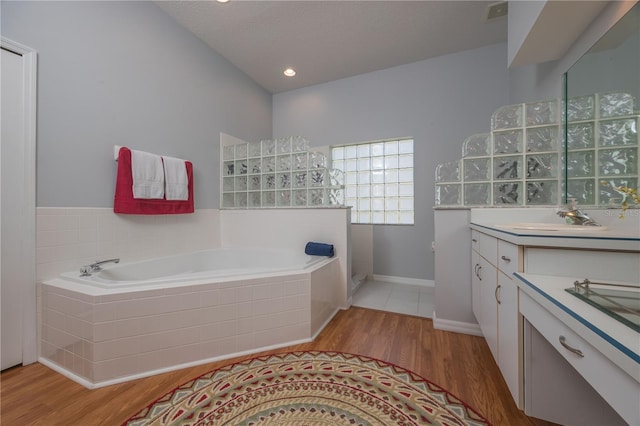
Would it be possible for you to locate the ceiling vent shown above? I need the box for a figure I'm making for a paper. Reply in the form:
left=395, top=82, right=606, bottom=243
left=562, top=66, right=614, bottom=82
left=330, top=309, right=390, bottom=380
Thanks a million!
left=486, top=1, right=508, bottom=20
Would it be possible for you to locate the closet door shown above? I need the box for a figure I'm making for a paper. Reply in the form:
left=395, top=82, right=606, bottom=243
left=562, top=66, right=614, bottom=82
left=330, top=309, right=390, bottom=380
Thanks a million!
left=1, top=47, right=25, bottom=370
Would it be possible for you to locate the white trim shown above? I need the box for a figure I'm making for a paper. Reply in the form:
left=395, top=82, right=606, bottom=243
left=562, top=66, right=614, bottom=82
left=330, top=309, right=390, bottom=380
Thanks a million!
left=1, top=38, right=37, bottom=365
left=371, top=274, right=434, bottom=288
left=39, top=335, right=315, bottom=389
left=311, top=307, right=340, bottom=340
left=432, top=311, right=483, bottom=336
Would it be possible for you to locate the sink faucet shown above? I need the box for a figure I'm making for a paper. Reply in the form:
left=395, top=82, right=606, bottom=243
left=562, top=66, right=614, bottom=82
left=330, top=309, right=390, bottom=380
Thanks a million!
left=80, top=258, right=120, bottom=276
left=556, top=199, right=600, bottom=226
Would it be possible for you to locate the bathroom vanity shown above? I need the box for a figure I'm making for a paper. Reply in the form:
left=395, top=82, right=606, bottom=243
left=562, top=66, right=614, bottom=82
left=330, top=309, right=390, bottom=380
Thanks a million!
left=469, top=210, right=639, bottom=425
left=431, top=4, right=640, bottom=423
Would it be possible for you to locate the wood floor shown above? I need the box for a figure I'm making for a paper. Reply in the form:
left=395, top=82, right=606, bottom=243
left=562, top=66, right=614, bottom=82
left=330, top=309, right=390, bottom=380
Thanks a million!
left=1, top=307, right=555, bottom=425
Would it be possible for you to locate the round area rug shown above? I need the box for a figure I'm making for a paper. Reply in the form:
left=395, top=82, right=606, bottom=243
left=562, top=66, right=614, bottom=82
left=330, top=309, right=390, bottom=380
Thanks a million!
left=124, top=351, right=490, bottom=426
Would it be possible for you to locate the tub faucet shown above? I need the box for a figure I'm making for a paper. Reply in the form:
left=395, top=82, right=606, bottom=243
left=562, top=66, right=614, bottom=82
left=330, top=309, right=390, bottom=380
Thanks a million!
left=556, top=199, right=600, bottom=226
left=80, top=258, right=120, bottom=276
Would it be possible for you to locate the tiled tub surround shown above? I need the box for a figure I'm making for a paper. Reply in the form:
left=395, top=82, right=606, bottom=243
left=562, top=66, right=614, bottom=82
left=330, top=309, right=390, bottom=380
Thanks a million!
left=40, top=256, right=340, bottom=388
left=36, top=208, right=221, bottom=283
left=35, top=207, right=349, bottom=388
left=220, top=208, right=351, bottom=308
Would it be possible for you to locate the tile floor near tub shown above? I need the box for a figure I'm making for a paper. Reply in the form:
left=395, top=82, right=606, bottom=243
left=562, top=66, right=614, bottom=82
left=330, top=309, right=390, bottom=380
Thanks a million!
left=351, top=280, right=434, bottom=318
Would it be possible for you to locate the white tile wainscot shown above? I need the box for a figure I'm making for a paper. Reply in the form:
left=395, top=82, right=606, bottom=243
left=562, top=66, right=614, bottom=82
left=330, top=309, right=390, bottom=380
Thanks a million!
left=39, top=257, right=340, bottom=388
left=36, top=208, right=222, bottom=283
left=35, top=208, right=222, bottom=371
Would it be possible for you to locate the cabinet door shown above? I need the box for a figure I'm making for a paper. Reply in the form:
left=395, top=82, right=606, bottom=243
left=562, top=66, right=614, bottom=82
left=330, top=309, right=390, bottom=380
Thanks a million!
left=497, top=271, right=521, bottom=407
left=471, top=249, right=481, bottom=324
left=478, top=256, right=498, bottom=359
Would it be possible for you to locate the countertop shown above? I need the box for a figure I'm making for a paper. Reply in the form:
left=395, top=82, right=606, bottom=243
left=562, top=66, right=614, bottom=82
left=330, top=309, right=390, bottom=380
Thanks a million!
left=514, top=272, right=639, bottom=383
left=469, top=222, right=640, bottom=251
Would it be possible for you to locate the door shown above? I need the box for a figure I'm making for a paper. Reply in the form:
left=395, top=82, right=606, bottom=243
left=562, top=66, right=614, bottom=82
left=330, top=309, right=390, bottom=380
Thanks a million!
left=1, top=46, right=26, bottom=370
left=478, top=256, right=498, bottom=360
left=471, top=249, right=481, bottom=323
left=497, top=271, right=520, bottom=406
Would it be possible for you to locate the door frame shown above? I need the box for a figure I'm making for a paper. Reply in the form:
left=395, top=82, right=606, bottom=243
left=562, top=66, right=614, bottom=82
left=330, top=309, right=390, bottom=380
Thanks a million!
left=1, top=37, right=37, bottom=365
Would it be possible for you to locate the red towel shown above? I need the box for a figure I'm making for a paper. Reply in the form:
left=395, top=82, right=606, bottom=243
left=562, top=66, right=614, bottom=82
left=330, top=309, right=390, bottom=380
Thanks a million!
left=114, top=147, right=194, bottom=214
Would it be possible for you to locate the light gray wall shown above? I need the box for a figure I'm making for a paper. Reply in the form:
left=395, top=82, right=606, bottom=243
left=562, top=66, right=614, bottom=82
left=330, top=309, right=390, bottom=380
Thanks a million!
left=567, top=28, right=639, bottom=101
left=507, top=60, right=563, bottom=105
left=508, top=1, right=637, bottom=105
left=1, top=1, right=272, bottom=208
left=507, top=0, right=546, bottom=67
left=273, top=43, right=510, bottom=280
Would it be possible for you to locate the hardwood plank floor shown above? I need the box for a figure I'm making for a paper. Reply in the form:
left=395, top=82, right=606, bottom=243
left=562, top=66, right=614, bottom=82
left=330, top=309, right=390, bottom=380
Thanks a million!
left=1, top=307, right=555, bottom=425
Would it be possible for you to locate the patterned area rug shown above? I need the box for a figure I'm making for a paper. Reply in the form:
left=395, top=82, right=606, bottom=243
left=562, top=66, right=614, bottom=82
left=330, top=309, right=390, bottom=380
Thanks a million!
left=124, top=351, right=490, bottom=426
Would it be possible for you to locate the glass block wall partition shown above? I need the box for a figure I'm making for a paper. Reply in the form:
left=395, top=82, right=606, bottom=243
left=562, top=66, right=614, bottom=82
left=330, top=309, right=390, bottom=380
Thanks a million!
left=221, top=136, right=345, bottom=208
left=435, top=92, right=639, bottom=207
left=566, top=92, right=638, bottom=206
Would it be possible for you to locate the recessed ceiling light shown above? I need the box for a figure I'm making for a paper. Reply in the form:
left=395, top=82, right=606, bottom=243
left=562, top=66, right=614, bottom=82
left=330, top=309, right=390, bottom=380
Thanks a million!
left=283, top=68, right=296, bottom=77
left=216, top=0, right=230, bottom=3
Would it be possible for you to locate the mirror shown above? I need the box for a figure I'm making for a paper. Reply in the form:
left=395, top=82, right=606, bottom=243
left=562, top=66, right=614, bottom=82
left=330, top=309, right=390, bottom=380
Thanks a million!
left=564, top=3, right=640, bottom=207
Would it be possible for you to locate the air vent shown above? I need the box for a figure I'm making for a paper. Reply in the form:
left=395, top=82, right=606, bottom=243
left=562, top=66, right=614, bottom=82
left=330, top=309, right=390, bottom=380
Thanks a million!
left=486, top=1, right=508, bottom=20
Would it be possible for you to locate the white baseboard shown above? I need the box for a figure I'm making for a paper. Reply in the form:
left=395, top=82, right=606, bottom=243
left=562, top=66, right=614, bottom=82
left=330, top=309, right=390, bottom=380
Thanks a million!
left=311, top=307, right=340, bottom=340
left=432, top=311, right=483, bottom=336
left=40, top=335, right=315, bottom=389
left=371, top=274, right=434, bottom=288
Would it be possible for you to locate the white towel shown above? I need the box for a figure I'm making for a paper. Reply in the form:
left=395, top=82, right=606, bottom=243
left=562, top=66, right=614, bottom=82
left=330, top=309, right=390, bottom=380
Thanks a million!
left=162, top=156, right=188, bottom=200
left=131, top=149, right=165, bottom=199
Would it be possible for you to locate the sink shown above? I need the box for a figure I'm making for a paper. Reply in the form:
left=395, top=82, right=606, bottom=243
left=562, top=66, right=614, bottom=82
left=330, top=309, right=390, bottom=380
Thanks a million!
left=496, top=222, right=608, bottom=232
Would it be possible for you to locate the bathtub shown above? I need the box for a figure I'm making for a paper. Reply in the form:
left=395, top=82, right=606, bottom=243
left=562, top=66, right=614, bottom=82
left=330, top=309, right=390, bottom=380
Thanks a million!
left=61, top=248, right=328, bottom=288
left=40, top=247, right=341, bottom=388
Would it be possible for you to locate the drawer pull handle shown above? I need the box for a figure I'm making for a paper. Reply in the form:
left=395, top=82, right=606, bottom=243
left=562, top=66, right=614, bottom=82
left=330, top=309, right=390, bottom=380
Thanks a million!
left=477, top=265, right=482, bottom=281
left=495, top=284, right=501, bottom=304
left=559, top=336, right=584, bottom=358
left=472, top=238, right=478, bottom=242
left=501, top=255, right=511, bottom=262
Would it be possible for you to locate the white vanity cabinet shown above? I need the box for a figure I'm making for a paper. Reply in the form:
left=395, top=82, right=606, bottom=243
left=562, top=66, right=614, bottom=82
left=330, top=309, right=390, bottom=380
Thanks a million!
left=517, top=276, right=637, bottom=425
left=471, top=229, right=523, bottom=406
left=496, top=241, right=521, bottom=408
left=469, top=214, right=640, bottom=425
left=471, top=232, right=497, bottom=357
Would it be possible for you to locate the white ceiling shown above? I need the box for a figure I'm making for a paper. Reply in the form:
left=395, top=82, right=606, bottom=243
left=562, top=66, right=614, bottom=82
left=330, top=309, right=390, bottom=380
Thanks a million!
left=156, top=1, right=509, bottom=94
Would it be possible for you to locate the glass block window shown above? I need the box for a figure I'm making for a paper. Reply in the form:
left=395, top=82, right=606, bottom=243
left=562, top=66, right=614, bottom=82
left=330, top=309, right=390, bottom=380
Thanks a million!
left=332, top=138, right=414, bottom=224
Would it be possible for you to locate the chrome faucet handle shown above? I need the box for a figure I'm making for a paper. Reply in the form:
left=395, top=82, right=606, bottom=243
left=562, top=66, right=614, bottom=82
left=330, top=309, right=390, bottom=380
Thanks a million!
left=89, top=258, right=120, bottom=270
left=80, top=258, right=120, bottom=276
left=556, top=203, right=600, bottom=226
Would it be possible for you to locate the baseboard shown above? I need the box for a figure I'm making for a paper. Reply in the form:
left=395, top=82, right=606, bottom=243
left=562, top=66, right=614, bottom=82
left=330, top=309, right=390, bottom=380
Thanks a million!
left=311, top=307, right=340, bottom=340
left=371, top=274, right=434, bottom=288
left=38, top=358, right=98, bottom=389
left=39, top=336, right=314, bottom=389
left=432, top=311, right=483, bottom=336
left=351, top=273, right=367, bottom=294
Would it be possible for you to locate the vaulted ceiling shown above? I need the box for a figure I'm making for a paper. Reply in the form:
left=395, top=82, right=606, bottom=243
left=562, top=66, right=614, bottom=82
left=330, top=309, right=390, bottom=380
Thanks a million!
left=156, top=1, right=509, bottom=94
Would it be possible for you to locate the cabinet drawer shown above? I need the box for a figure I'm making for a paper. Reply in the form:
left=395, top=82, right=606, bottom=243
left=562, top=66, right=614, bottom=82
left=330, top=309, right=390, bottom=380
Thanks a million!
left=524, top=248, right=640, bottom=283
left=498, top=240, right=519, bottom=277
left=520, top=292, right=639, bottom=425
left=471, top=230, right=497, bottom=265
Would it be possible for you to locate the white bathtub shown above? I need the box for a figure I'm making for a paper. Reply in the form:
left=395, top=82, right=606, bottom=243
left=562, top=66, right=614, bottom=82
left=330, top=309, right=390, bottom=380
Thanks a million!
left=40, top=247, right=341, bottom=388
left=60, top=248, right=327, bottom=288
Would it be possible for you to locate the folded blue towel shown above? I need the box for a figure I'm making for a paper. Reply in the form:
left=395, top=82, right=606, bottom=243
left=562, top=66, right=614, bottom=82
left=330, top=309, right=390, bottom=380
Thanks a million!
left=305, top=242, right=335, bottom=257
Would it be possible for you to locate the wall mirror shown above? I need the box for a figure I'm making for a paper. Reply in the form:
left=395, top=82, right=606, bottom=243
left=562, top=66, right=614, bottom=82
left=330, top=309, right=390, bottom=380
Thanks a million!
left=564, top=2, right=639, bottom=207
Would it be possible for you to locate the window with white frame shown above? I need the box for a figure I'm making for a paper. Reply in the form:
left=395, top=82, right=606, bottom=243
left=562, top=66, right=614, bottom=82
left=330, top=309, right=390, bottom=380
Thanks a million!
left=332, top=138, right=414, bottom=224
